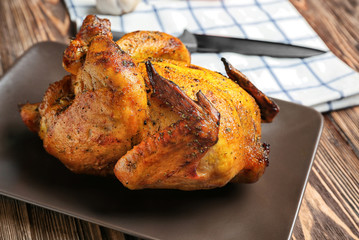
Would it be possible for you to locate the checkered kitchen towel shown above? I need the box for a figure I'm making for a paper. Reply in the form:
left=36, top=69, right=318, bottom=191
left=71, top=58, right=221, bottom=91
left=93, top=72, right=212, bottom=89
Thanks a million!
left=64, top=0, right=359, bottom=112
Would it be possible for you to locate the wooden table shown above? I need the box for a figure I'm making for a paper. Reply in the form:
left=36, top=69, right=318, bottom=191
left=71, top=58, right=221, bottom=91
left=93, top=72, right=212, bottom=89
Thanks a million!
left=1, top=0, right=358, bottom=239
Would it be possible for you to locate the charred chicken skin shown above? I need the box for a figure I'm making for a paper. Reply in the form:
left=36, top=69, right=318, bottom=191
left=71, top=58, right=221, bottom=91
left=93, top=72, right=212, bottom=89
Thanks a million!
left=20, top=15, right=279, bottom=190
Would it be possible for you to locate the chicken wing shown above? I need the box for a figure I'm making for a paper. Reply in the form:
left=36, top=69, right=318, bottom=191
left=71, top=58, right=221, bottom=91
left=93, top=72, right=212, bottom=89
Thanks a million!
left=115, top=62, right=220, bottom=190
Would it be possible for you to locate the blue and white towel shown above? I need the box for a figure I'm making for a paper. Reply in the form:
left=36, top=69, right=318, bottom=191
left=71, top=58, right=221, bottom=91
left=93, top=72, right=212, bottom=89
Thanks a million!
left=64, top=0, right=359, bottom=112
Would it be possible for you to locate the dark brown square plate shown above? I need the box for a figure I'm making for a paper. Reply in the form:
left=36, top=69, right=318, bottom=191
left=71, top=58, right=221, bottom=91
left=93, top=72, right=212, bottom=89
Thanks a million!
left=0, top=42, right=323, bottom=240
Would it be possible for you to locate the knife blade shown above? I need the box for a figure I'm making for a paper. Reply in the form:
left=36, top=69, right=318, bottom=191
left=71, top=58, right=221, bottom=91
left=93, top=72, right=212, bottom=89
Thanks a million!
left=111, top=30, right=326, bottom=58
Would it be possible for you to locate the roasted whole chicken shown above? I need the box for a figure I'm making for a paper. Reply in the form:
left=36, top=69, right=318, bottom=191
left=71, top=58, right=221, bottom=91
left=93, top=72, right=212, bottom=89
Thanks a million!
left=20, top=15, right=279, bottom=190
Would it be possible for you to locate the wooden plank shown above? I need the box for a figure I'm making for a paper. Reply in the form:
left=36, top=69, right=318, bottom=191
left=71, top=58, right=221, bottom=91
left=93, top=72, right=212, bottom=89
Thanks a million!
left=330, top=107, right=359, bottom=158
left=27, top=204, right=99, bottom=240
left=0, top=0, right=69, bottom=74
left=292, top=115, right=359, bottom=239
left=100, top=228, right=127, bottom=240
left=0, top=196, right=32, bottom=240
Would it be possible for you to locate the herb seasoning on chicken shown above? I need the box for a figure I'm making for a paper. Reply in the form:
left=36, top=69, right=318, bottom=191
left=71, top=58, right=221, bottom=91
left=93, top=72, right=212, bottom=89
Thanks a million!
left=20, top=15, right=279, bottom=190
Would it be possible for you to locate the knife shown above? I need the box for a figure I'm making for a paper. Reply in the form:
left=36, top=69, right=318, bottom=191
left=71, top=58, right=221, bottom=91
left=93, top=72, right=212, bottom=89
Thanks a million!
left=111, top=30, right=326, bottom=58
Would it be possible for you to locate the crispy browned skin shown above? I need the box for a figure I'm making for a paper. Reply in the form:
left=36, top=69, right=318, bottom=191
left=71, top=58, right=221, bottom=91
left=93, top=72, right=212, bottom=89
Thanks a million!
left=114, top=62, right=220, bottom=189
left=221, top=58, right=279, bottom=123
left=21, top=21, right=148, bottom=175
left=20, top=103, right=40, bottom=133
left=116, top=31, right=191, bottom=64
left=63, top=15, right=113, bottom=75
left=20, top=15, right=277, bottom=189
left=132, top=59, right=267, bottom=188
left=44, top=36, right=147, bottom=175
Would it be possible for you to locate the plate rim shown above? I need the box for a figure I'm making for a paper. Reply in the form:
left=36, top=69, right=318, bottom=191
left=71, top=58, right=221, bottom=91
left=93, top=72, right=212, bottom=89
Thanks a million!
left=0, top=41, right=324, bottom=240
